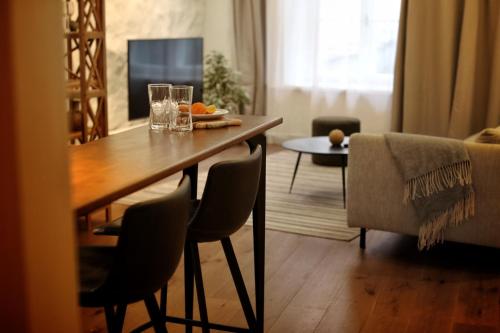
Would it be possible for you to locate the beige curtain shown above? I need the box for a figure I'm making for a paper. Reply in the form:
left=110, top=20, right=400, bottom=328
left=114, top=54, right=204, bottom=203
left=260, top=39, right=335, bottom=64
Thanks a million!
left=392, top=0, right=500, bottom=138
left=233, top=0, right=266, bottom=115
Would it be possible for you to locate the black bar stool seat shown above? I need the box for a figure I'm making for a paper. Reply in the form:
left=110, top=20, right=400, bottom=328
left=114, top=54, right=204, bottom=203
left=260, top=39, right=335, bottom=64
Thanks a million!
left=79, top=176, right=191, bottom=333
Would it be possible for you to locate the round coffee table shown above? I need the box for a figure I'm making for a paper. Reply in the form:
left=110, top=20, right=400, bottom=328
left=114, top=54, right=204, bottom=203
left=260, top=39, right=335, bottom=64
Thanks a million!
left=282, top=136, right=349, bottom=208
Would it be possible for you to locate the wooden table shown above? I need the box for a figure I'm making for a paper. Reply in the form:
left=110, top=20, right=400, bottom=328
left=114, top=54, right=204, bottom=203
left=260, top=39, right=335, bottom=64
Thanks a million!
left=71, top=115, right=282, bottom=332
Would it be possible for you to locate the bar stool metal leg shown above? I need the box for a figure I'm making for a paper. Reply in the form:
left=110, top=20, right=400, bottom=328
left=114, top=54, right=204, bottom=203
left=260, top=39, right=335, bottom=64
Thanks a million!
left=144, top=294, right=168, bottom=333
left=115, top=304, right=127, bottom=333
left=191, top=242, right=210, bottom=333
left=104, top=306, right=116, bottom=333
left=104, top=304, right=127, bottom=333
left=160, top=285, right=167, bottom=316
left=184, top=243, right=194, bottom=333
left=221, top=238, right=256, bottom=331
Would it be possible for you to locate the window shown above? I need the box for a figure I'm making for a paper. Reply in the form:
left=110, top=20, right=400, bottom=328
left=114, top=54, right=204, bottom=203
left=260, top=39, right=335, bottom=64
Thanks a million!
left=275, top=0, right=401, bottom=90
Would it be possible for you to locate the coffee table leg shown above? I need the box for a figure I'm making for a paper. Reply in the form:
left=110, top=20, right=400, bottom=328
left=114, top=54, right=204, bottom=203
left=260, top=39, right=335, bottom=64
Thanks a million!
left=341, top=156, right=346, bottom=208
left=289, top=152, right=302, bottom=193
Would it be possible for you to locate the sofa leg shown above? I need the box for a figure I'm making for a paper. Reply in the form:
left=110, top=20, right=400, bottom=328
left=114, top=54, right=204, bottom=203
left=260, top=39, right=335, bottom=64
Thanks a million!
left=359, top=228, right=366, bottom=249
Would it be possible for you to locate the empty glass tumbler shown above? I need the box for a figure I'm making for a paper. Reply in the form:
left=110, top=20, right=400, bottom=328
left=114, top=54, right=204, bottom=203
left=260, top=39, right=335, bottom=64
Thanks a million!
left=148, top=83, right=171, bottom=130
left=170, top=85, right=193, bottom=132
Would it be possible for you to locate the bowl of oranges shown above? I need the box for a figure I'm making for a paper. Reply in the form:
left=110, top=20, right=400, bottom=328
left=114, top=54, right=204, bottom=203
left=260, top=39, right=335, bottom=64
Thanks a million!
left=190, top=102, right=228, bottom=121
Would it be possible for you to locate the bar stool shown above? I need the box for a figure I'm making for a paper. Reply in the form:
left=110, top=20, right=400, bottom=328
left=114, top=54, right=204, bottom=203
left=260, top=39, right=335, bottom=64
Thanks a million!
left=94, top=145, right=262, bottom=333
left=183, top=144, right=262, bottom=333
left=79, top=176, right=191, bottom=333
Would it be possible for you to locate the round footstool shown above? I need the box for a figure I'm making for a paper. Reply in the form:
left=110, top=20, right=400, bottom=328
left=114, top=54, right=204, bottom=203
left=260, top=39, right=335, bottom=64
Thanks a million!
left=312, top=116, right=360, bottom=166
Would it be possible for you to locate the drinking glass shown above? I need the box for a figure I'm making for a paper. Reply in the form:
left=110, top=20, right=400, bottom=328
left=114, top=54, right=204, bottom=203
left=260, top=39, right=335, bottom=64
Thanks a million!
left=148, top=83, right=171, bottom=131
left=170, top=85, right=193, bottom=132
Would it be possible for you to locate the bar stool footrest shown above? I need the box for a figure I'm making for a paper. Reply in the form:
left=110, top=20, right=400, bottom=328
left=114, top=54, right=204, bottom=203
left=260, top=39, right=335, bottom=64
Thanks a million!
left=130, top=315, right=253, bottom=333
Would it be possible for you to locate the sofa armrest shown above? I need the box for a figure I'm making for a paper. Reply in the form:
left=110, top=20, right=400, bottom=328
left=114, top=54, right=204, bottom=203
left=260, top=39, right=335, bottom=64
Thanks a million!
left=347, top=133, right=500, bottom=248
left=347, top=134, right=420, bottom=235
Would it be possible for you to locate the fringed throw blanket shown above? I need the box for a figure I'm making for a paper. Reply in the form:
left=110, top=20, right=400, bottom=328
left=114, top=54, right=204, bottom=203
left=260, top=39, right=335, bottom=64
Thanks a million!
left=384, top=133, right=475, bottom=250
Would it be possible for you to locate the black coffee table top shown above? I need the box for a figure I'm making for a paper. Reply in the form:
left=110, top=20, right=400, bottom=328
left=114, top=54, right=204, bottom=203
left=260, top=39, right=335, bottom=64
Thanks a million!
left=282, top=136, right=349, bottom=155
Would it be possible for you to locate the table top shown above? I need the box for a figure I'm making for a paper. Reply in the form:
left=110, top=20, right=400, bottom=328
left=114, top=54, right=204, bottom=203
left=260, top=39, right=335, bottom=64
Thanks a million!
left=282, top=136, right=349, bottom=155
left=70, top=115, right=282, bottom=215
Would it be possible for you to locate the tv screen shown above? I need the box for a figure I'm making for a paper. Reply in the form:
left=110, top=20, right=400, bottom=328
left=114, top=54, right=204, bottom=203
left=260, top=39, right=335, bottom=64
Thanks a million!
left=128, top=38, right=203, bottom=120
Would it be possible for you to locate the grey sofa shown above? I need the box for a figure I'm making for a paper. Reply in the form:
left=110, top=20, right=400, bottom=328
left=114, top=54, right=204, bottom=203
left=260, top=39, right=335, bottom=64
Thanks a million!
left=347, top=133, right=500, bottom=248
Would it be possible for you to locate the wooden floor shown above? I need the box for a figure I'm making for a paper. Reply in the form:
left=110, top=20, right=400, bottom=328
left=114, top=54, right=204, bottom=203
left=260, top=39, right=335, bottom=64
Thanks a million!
left=79, top=144, right=500, bottom=333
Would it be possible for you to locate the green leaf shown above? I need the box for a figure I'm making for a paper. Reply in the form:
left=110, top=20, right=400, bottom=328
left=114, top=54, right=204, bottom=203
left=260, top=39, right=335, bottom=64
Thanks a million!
left=203, top=51, right=250, bottom=114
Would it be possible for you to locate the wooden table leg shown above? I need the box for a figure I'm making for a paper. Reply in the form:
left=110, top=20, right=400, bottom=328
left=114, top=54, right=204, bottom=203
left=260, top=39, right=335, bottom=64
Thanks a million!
left=289, top=152, right=302, bottom=193
left=247, top=135, right=266, bottom=333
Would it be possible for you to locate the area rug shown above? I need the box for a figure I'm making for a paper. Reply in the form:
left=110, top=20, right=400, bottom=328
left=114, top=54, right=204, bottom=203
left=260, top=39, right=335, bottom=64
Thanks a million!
left=117, top=150, right=359, bottom=241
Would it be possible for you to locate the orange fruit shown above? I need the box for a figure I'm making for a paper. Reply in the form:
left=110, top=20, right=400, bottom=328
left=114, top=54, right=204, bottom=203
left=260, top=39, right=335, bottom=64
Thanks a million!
left=178, top=104, right=190, bottom=113
left=206, top=105, right=216, bottom=114
left=191, top=102, right=206, bottom=114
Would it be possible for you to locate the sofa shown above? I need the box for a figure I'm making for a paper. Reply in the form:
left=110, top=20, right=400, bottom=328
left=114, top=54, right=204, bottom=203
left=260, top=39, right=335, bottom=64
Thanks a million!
left=347, top=133, right=500, bottom=248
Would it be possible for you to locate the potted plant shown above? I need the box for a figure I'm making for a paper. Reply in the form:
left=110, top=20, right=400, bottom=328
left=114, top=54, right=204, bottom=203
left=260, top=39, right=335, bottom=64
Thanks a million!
left=203, top=51, right=250, bottom=114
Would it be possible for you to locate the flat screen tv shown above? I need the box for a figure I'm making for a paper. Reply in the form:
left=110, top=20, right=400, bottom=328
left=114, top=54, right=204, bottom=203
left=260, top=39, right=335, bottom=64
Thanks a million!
left=128, top=37, right=203, bottom=120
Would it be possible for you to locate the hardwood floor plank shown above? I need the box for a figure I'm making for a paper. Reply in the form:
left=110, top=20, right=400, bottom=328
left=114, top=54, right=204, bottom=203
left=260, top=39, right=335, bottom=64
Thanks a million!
left=314, top=298, right=376, bottom=333
left=268, top=305, right=326, bottom=333
left=454, top=278, right=500, bottom=327
left=403, top=278, right=458, bottom=333
left=405, top=314, right=453, bottom=333
left=361, top=314, right=409, bottom=333
left=452, top=323, right=498, bottom=333
left=262, top=236, right=334, bottom=331
left=370, top=278, right=422, bottom=322
left=290, top=242, right=352, bottom=311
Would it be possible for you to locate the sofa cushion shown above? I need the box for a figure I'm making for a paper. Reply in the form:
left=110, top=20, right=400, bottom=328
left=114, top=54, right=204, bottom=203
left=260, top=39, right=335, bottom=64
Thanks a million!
left=475, top=127, right=500, bottom=144
left=465, top=131, right=481, bottom=142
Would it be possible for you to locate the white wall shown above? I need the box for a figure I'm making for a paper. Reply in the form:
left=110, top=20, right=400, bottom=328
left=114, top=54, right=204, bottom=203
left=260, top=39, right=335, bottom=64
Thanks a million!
left=106, top=0, right=236, bottom=131
left=202, top=0, right=236, bottom=66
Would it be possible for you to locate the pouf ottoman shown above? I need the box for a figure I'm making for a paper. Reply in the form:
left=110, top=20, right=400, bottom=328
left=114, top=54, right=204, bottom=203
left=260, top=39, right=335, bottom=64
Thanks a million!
left=312, top=116, right=361, bottom=166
